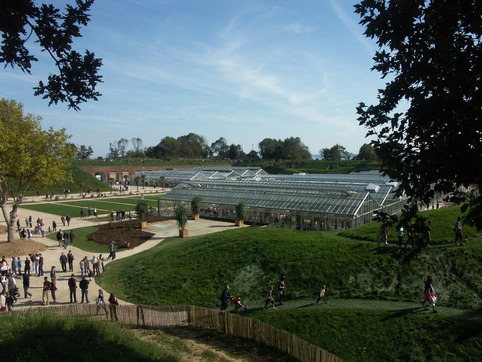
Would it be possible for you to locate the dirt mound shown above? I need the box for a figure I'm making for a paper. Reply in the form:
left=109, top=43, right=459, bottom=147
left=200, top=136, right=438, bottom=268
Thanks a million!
left=0, top=239, right=48, bottom=258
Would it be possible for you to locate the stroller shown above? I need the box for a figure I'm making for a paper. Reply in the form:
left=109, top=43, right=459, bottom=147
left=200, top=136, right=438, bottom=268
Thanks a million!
left=230, top=295, right=248, bottom=312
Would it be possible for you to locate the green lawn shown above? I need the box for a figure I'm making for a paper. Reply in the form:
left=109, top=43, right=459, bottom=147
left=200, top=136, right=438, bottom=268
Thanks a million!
left=45, top=226, right=114, bottom=254
left=20, top=196, right=168, bottom=217
left=0, top=312, right=180, bottom=361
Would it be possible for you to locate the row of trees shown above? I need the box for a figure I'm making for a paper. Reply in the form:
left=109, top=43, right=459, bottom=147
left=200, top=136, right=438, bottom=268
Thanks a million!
left=78, top=135, right=376, bottom=162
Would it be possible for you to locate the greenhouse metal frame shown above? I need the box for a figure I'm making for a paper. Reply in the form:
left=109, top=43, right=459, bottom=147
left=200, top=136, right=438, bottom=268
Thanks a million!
left=156, top=169, right=406, bottom=230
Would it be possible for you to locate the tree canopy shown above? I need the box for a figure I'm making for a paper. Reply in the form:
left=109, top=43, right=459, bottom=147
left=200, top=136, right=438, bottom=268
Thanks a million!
left=355, top=0, right=482, bottom=228
left=0, top=99, right=76, bottom=241
left=0, top=0, right=102, bottom=110
left=258, top=137, right=311, bottom=160
left=320, top=144, right=351, bottom=162
left=356, top=143, right=377, bottom=161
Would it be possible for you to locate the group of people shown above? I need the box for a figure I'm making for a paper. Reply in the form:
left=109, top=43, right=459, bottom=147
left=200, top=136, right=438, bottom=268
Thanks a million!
left=14, top=214, right=76, bottom=243
left=380, top=217, right=465, bottom=248
left=221, top=273, right=439, bottom=314
left=77, top=254, right=106, bottom=278
left=0, top=252, right=121, bottom=321
left=79, top=206, right=97, bottom=218
left=55, top=229, right=75, bottom=248
left=17, top=216, right=47, bottom=239
left=221, top=276, right=329, bottom=312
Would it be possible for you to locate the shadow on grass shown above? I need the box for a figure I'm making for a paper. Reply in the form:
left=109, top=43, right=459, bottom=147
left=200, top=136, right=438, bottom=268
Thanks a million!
left=382, top=306, right=432, bottom=320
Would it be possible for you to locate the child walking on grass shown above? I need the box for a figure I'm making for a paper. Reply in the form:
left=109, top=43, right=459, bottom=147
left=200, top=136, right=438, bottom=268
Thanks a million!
left=263, top=285, right=276, bottom=310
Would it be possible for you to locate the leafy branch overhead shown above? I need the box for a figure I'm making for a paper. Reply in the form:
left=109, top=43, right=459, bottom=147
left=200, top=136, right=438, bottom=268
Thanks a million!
left=0, top=0, right=102, bottom=110
left=355, top=0, right=482, bottom=228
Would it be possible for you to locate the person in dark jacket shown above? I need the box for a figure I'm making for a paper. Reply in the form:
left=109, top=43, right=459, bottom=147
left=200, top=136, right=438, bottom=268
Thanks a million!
left=68, top=274, right=77, bottom=303
left=79, top=275, right=90, bottom=303
left=220, top=285, right=230, bottom=311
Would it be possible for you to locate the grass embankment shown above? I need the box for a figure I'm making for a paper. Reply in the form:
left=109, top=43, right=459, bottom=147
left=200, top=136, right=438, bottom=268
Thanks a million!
left=94, top=206, right=481, bottom=361
left=0, top=312, right=179, bottom=361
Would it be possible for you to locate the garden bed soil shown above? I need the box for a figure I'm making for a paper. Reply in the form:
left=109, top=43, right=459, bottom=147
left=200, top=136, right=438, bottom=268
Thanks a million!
left=87, top=217, right=168, bottom=248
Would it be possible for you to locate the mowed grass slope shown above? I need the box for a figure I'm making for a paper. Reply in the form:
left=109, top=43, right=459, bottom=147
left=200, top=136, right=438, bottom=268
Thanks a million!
left=96, top=206, right=481, bottom=361
left=99, top=208, right=481, bottom=309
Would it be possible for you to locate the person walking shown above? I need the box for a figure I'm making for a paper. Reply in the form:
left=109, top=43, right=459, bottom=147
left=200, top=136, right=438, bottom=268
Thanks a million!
left=50, top=265, right=56, bottom=282
left=220, top=285, right=230, bottom=311
left=79, top=275, right=90, bottom=303
left=79, top=258, right=85, bottom=278
left=263, top=285, right=276, bottom=310
left=91, top=255, right=100, bottom=276
left=423, top=275, right=437, bottom=313
left=68, top=274, right=77, bottom=303
left=24, top=257, right=31, bottom=277
left=50, top=278, right=57, bottom=303
left=405, top=223, right=414, bottom=248
left=396, top=225, right=404, bottom=248
left=16, top=257, right=22, bottom=276
left=22, top=273, right=32, bottom=298
left=67, top=250, right=75, bottom=272
left=59, top=252, right=68, bottom=272
left=108, top=293, right=119, bottom=321
left=96, top=289, right=108, bottom=318
left=69, top=230, right=75, bottom=245
left=56, top=230, right=63, bottom=247
left=99, top=254, right=105, bottom=273
left=278, top=276, right=286, bottom=306
left=378, top=223, right=388, bottom=246
left=107, top=242, right=116, bottom=260
left=316, top=285, right=328, bottom=304
left=454, top=217, right=463, bottom=245
left=42, top=277, right=51, bottom=305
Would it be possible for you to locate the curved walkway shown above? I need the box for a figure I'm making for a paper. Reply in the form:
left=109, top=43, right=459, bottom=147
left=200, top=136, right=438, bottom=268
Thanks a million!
left=4, top=195, right=237, bottom=311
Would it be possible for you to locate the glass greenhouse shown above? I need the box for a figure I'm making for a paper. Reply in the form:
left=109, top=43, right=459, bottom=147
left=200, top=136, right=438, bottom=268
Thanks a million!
left=139, top=167, right=406, bottom=230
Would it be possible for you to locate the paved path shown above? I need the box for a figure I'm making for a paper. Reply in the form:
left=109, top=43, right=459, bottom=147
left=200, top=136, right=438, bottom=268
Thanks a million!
left=5, top=193, right=238, bottom=311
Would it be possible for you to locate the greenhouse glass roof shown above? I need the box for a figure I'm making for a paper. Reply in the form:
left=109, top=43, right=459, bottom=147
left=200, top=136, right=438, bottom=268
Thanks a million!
left=162, top=181, right=377, bottom=216
left=147, top=167, right=402, bottom=218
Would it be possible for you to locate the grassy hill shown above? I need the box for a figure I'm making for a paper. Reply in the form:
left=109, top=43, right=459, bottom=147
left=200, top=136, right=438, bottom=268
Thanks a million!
left=95, top=206, right=481, bottom=361
left=98, top=207, right=481, bottom=310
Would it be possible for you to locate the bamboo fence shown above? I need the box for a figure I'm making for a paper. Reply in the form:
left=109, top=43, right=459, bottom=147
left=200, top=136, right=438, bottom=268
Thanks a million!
left=14, top=304, right=341, bottom=362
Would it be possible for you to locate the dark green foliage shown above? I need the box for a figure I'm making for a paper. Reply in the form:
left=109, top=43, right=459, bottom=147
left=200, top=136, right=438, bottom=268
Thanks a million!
left=191, top=197, right=201, bottom=215
left=0, top=312, right=178, bottom=361
left=252, top=308, right=482, bottom=361
left=235, top=202, right=246, bottom=221
left=135, top=200, right=149, bottom=220
left=258, top=137, right=311, bottom=161
left=355, top=0, right=482, bottom=229
left=174, top=203, right=187, bottom=230
left=0, top=0, right=102, bottom=110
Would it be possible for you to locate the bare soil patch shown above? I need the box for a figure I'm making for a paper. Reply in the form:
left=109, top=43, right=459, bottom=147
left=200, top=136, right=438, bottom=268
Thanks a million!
left=87, top=217, right=167, bottom=248
left=0, top=224, right=49, bottom=256
left=0, top=239, right=48, bottom=258
left=132, top=326, right=297, bottom=362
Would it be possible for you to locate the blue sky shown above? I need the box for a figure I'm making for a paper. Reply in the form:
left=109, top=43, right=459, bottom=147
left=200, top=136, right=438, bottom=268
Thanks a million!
left=1, top=0, right=384, bottom=158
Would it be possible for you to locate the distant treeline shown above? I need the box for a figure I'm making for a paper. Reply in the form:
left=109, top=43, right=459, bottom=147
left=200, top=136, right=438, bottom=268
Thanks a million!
left=81, top=133, right=377, bottom=162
